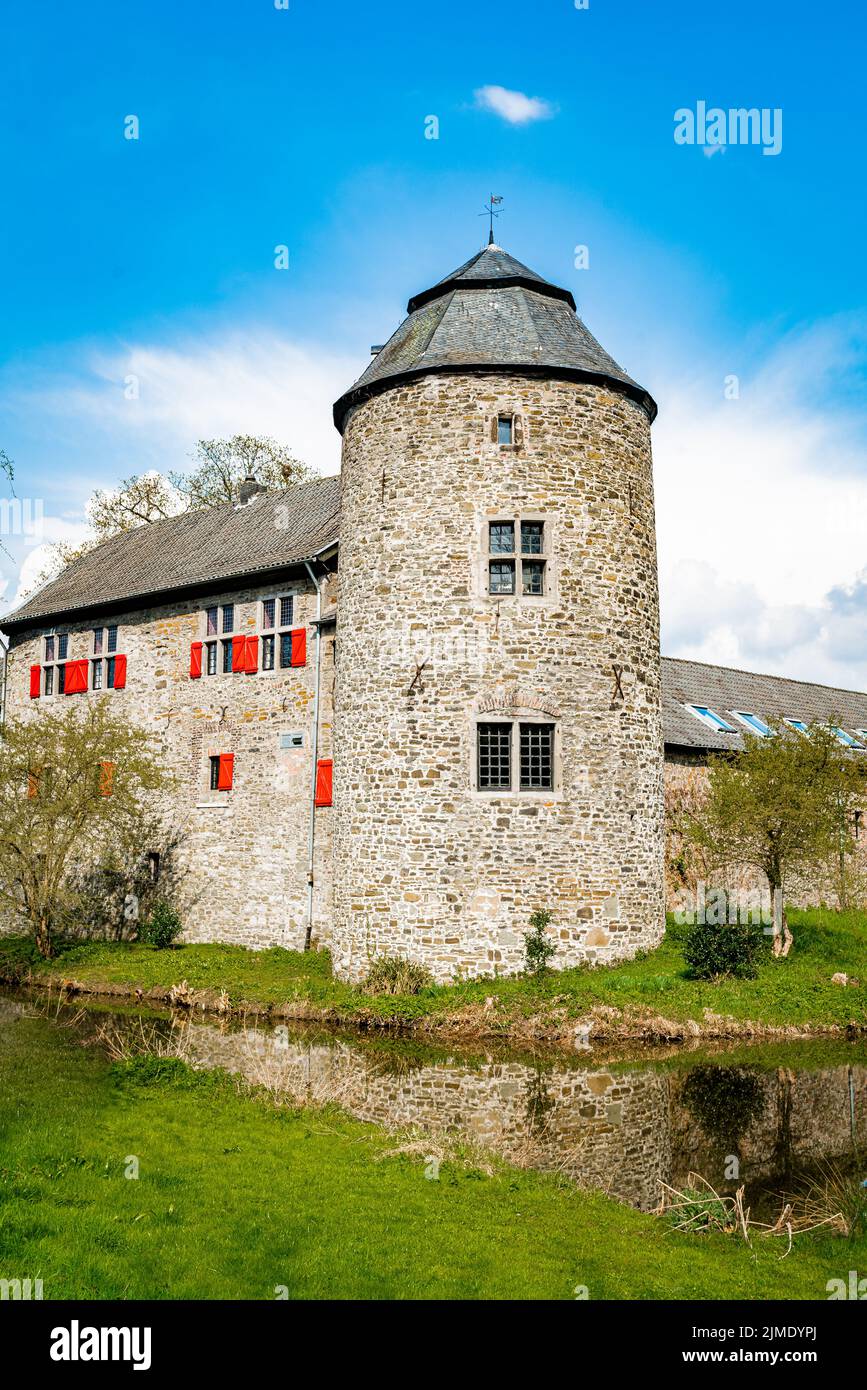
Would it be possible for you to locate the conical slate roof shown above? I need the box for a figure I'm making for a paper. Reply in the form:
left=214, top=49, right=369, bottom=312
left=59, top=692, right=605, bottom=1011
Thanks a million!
left=333, top=243, right=656, bottom=431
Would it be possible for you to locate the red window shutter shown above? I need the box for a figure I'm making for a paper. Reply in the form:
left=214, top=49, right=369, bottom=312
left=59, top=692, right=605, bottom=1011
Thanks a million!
left=291, top=627, right=307, bottom=667
left=217, top=753, right=234, bottom=791
left=99, top=761, right=115, bottom=797
left=314, top=758, right=333, bottom=807
left=65, top=659, right=88, bottom=695
left=113, top=654, right=127, bottom=690
left=231, top=634, right=246, bottom=673
left=245, top=635, right=258, bottom=673
left=190, top=641, right=203, bottom=679
left=30, top=665, right=41, bottom=699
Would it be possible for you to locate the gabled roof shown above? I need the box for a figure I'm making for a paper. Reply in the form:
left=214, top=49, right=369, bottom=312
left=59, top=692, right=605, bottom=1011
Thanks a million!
left=333, top=243, right=656, bottom=431
left=662, top=656, right=867, bottom=752
left=2, top=474, right=341, bottom=631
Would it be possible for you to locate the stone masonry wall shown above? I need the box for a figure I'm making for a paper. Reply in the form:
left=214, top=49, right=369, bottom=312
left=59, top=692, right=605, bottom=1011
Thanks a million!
left=3, top=567, right=337, bottom=949
left=333, top=373, right=665, bottom=981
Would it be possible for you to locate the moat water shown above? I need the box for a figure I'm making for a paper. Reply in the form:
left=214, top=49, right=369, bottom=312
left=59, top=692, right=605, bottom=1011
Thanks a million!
left=2, top=988, right=865, bottom=1215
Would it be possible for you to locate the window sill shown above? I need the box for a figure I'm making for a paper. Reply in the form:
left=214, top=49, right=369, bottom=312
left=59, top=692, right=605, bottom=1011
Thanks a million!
left=195, top=800, right=231, bottom=809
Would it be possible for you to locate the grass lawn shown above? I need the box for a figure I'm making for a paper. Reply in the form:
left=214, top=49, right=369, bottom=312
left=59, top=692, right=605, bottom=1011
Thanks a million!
left=1, top=907, right=866, bottom=1039
left=0, top=1006, right=862, bottom=1300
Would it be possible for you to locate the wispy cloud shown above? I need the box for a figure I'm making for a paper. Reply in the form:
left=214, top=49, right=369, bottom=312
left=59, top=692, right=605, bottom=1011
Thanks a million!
left=654, top=313, right=867, bottom=688
left=473, top=85, right=555, bottom=126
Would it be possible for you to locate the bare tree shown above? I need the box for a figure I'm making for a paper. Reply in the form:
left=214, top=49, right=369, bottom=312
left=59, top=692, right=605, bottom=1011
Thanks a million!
left=172, top=434, right=311, bottom=507
left=0, top=701, right=173, bottom=957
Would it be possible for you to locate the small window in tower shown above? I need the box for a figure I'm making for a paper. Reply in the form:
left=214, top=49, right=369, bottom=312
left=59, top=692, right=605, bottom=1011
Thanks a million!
left=221, top=639, right=233, bottom=674
left=209, top=755, right=221, bottom=791
left=489, top=560, right=516, bottom=595
left=477, top=723, right=512, bottom=791
left=520, top=723, right=554, bottom=790
left=489, top=522, right=514, bottom=554
left=222, top=604, right=235, bottom=634
left=206, top=642, right=218, bottom=676
left=497, top=416, right=514, bottom=446
left=522, top=562, right=545, bottom=596
left=206, top=606, right=218, bottom=637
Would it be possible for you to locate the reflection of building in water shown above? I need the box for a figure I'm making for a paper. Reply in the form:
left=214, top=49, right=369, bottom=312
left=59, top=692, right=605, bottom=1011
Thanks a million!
left=178, top=1022, right=867, bottom=1212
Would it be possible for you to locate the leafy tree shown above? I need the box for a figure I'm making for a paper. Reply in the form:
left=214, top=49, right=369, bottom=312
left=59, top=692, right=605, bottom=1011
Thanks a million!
left=681, top=720, right=867, bottom=957
left=171, top=434, right=311, bottom=507
left=0, top=701, right=173, bottom=957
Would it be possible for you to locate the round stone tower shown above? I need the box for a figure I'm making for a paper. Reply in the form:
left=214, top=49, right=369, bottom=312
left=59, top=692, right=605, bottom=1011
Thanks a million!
left=330, top=243, right=663, bottom=982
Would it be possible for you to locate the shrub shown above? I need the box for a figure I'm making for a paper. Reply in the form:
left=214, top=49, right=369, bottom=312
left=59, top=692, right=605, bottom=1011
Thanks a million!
left=523, top=909, right=557, bottom=976
left=683, top=918, right=764, bottom=980
left=362, top=955, right=434, bottom=996
left=137, top=900, right=184, bottom=950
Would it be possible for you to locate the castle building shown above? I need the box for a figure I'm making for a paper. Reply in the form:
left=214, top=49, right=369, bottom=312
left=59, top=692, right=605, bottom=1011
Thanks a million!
left=4, top=244, right=867, bottom=976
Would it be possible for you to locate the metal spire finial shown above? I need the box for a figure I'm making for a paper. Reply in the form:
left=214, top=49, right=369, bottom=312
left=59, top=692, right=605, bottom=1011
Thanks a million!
left=479, top=194, right=503, bottom=244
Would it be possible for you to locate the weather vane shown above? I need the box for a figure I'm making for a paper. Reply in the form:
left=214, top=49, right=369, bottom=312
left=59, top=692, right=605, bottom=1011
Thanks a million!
left=479, top=194, right=503, bottom=244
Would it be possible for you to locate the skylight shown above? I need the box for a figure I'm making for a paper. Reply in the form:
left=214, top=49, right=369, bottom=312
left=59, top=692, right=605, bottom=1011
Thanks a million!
left=685, top=705, right=736, bottom=733
left=784, top=719, right=809, bottom=734
left=831, top=726, right=864, bottom=748
left=730, top=711, right=772, bottom=737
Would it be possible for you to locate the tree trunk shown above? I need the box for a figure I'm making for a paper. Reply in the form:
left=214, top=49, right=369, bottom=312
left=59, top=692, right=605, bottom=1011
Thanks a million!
left=34, top=914, right=53, bottom=959
left=769, top=876, right=793, bottom=958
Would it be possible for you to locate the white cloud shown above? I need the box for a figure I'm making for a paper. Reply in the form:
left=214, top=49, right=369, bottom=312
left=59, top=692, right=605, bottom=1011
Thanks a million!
left=654, top=314, right=867, bottom=688
left=6, top=330, right=354, bottom=483
left=473, top=85, right=555, bottom=126
left=5, top=307, right=867, bottom=693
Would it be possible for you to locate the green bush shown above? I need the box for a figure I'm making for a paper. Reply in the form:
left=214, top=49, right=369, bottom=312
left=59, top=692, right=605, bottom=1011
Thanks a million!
left=137, top=900, right=184, bottom=950
left=523, top=909, right=557, bottom=976
left=362, top=955, right=434, bottom=996
left=683, top=918, right=764, bottom=980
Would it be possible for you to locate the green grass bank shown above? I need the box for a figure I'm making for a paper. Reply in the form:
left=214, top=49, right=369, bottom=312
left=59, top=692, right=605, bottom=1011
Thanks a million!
left=0, top=1005, right=861, bottom=1300
left=1, top=908, right=866, bottom=1046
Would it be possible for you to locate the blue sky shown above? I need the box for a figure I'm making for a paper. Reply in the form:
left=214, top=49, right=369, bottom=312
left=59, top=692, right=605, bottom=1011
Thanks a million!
left=1, top=0, right=866, bottom=686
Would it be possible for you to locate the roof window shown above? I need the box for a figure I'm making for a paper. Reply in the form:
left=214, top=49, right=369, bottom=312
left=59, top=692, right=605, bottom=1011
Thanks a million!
left=685, top=705, right=736, bottom=733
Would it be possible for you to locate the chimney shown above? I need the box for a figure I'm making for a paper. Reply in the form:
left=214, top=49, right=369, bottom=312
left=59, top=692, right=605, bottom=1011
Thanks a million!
left=238, top=474, right=264, bottom=505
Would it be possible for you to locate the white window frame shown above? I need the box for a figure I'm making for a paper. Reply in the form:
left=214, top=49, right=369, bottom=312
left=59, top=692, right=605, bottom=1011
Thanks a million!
left=685, top=704, right=736, bottom=733
left=831, top=726, right=864, bottom=749
left=730, top=710, right=771, bottom=737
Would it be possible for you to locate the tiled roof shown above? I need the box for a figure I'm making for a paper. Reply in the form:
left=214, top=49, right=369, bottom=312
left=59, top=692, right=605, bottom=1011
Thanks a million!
left=2, top=474, right=341, bottom=630
left=662, top=656, right=867, bottom=751
left=333, top=243, right=657, bottom=431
